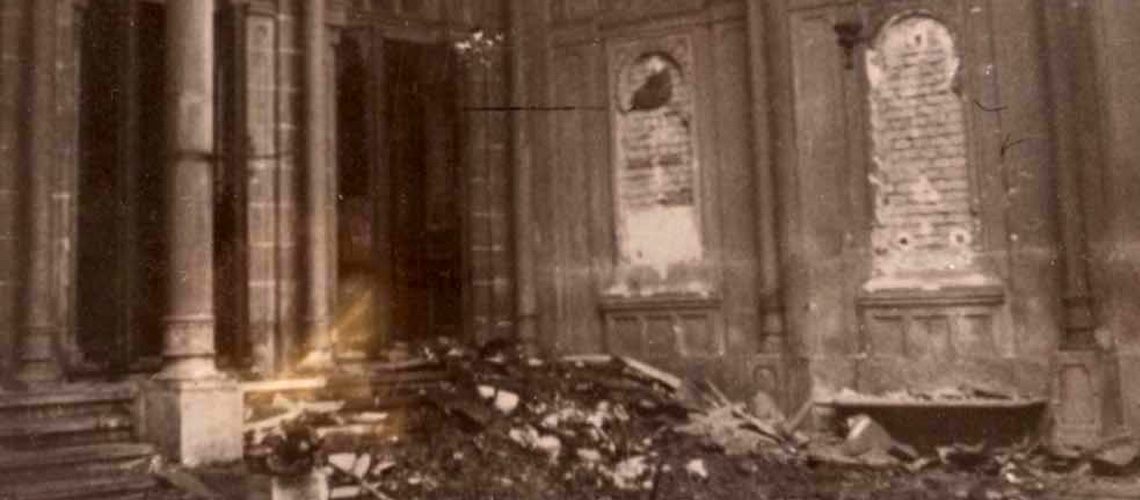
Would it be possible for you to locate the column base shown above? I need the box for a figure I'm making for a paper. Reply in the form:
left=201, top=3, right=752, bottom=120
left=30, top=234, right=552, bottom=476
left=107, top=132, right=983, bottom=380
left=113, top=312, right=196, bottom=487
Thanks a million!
left=749, top=350, right=812, bottom=418
left=749, top=351, right=790, bottom=412
left=1052, top=349, right=1104, bottom=447
left=15, top=362, right=63, bottom=386
left=142, top=376, right=243, bottom=466
left=17, top=327, right=64, bottom=385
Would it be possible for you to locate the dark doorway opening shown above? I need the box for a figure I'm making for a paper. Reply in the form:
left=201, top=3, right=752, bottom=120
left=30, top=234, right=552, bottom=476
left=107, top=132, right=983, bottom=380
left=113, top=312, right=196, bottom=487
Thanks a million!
left=334, top=38, right=465, bottom=355
left=385, top=40, right=465, bottom=344
left=76, top=1, right=124, bottom=367
left=76, top=1, right=167, bottom=371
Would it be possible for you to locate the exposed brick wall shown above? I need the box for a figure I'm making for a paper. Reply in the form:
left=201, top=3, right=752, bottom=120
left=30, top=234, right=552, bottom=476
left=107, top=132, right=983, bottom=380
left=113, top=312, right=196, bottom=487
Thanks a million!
left=0, top=0, right=24, bottom=375
left=866, top=15, right=977, bottom=281
left=611, top=36, right=703, bottom=278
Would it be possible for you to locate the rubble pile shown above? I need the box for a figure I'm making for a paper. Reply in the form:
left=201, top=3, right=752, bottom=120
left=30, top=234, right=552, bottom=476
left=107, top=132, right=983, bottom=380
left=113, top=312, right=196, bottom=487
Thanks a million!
left=238, top=341, right=1125, bottom=499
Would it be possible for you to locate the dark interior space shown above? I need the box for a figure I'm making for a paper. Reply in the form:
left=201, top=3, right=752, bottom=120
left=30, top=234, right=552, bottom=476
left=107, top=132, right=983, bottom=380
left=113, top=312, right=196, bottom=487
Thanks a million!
left=76, top=1, right=167, bottom=370
left=77, top=1, right=123, bottom=366
left=133, top=1, right=168, bottom=363
left=335, top=38, right=464, bottom=353
left=213, top=5, right=246, bottom=369
left=384, top=40, right=464, bottom=344
left=335, top=36, right=376, bottom=354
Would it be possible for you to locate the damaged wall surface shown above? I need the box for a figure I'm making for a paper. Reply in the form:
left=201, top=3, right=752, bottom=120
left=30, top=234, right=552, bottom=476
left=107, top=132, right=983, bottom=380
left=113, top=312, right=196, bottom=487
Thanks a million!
left=3, top=0, right=1140, bottom=457
left=517, top=0, right=772, bottom=401
left=513, top=0, right=1138, bottom=442
left=773, top=0, right=1063, bottom=405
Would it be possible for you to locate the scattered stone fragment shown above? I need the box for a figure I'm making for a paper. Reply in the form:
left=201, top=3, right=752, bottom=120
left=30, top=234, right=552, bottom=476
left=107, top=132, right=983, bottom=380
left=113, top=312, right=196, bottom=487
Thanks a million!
left=619, top=356, right=683, bottom=390
left=610, top=456, right=650, bottom=490
left=494, top=390, right=521, bottom=414
left=675, top=405, right=781, bottom=456
left=477, top=385, right=496, bottom=399
left=842, top=414, right=894, bottom=457
left=891, top=441, right=920, bottom=461
left=938, top=442, right=989, bottom=470
left=154, top=466, right=225, bottom=500
left=535, top=434, right=563, bottom=458
left=906, top=456, right=938, bottom=473
left=328, top=453, right=357, bottom=473
left=749, top=389, right=787, bottom=423
left=685, top=458, right=708, bottom=479
left=1091, top=439, right=1140, bottom=475
left=371, top=460, right=399, bottom=476
left=509, top=425, right=562, bottom=460
left=350, top=412, right=388, bottom=423
left=859, top=448, right=900, bottom=468
left=439, top=397, right=494, bottom=431
left=577, top=448, right=602, bottom=462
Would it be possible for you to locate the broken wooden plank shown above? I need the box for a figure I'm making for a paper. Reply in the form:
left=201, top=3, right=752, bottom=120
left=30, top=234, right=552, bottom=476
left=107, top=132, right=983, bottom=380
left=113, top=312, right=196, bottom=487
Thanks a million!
left=240, top=377, right=328, bottom=394
left=328, top=461, right=395, bottom=500
left=618, top=357, right=682, bottom=391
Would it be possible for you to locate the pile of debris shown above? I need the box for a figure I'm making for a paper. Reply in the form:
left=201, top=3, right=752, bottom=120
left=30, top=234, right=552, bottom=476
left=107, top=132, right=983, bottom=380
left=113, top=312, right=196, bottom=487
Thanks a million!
left=805, top=385, right=1140, bottom=500
left=245, top=341, right=821, bottom=499
left=238, top=341, right=1111, bottom=499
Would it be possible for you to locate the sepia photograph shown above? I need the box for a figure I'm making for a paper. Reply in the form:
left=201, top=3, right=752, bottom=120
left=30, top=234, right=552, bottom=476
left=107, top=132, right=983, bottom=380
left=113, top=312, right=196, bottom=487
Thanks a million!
left=0, top=0, right=1136, bottom=498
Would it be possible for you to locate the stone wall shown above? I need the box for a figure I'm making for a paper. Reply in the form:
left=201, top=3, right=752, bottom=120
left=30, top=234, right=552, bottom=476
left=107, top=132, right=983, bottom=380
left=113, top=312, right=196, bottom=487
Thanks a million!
left=1082, top=0, right=1140, bottom=436
left=53, top=2, right=80, bottom=365
left=523, top=0, right=764, bottom=399
left=0, top=0, right=25, bottom=376
left=462, top=8, right=515, bottom=344
left=244, top=5, right=291, bottom=373
left=781, top=0, right=1062, bottom=400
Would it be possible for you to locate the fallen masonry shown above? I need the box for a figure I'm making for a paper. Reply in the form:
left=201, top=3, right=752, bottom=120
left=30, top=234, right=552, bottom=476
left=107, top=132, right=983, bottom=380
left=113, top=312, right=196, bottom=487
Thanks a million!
left=213, top=341, right=1140, bottom=500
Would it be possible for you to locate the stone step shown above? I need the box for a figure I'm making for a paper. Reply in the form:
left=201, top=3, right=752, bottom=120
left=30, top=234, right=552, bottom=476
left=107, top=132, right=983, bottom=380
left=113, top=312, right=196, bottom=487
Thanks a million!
left=0, top=442, right=155, bottom=481
left=0, top=384, right=136, bottom=446
left=0, top=469, right=157, bottom=500
left=0, top=411, right=135, bottom=449
left=0, top=383, right=135, bottom=410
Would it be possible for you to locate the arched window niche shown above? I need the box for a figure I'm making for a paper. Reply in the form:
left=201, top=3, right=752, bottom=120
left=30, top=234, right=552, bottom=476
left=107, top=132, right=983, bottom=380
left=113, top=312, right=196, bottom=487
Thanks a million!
left=863, top=13, right=993, bottom=292
left=605, top=34, right=712, bottom=299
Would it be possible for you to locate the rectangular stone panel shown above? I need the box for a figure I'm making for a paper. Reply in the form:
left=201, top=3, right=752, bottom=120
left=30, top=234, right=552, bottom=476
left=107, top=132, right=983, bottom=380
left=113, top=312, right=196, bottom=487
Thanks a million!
left=954, top=312, right=997, bottom=357
left=907, top=314, right=952, bottom=361
left=644, top=315, right=678, bottom=358
left=607, top=315, right=643, bottom=355
left=679, top=313, right=718, bottom=356
left=857, top=288, right=1007, bottom=392
left=865, top=313, right=905, bottom=356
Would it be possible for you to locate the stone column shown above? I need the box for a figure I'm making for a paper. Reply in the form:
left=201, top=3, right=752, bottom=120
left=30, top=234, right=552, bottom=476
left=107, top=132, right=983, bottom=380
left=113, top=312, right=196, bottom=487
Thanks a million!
left=160, top=0, right=220, bottom=381
left=1043, top=0, right=1105, bottom=447
left=744, top=0, right=789, bottom=404
left=143, top=0, right=241, bottom=466
left=17, top=0, right=64, bottom=385
left=743, top=0, right=786, bottom=355
left=509, top=0, right=538, bottom=357
left=301, top=0, right=332, bottom=364
left=1048, top=7, right=1096, bottom=351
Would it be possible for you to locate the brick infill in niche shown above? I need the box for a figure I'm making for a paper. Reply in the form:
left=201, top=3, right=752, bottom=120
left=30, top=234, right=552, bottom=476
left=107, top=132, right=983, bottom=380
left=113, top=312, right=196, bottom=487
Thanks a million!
left=866, top=15, right=978, bottom=281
